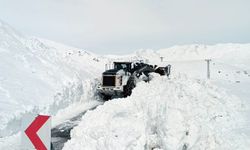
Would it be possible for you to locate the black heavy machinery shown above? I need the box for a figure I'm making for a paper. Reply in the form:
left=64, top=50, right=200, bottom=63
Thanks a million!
left=97, top=61, right=171, bottom=100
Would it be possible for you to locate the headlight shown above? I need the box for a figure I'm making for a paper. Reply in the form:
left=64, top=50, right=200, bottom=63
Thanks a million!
left=116, top=76, right=122, bottom=85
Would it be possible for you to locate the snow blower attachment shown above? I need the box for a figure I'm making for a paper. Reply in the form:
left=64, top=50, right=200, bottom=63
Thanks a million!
left=97, top=61, right=171, bottom=100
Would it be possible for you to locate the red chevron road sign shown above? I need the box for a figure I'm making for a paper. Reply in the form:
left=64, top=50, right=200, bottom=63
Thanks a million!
left=22, top=115, right=51, bottom=150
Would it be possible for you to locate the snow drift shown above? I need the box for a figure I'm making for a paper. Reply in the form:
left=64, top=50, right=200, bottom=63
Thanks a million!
left=63, top=74, right=247, bottom=150
left=0, top=20, right=104, bottom=137
left=0, top=19, right=250, bottom=150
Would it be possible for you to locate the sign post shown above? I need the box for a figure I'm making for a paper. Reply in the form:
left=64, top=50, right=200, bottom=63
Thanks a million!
left=22, top=114, right=51, bottom=150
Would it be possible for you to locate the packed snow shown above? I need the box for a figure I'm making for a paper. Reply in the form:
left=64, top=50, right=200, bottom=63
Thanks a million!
left=0, top=19, right=249, bottom=150
left=64, top=46, right=250, bottom=149
left=0, top=19, right=105, bottom=148
left=63, top=74, right=248, bottom=150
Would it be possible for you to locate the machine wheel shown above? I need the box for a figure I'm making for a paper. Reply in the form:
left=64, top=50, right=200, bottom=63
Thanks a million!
left=123, top=77, right=135, bottom=97
left=100, top=94, right=112, bottom=101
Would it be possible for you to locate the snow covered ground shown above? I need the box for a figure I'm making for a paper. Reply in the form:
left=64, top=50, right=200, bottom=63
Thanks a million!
left=0, top=19, right=249, bottom=149
left=0, top=20, right=105, bottom=149
left=64, top=74, right=248, bottom=150
left=64, top=46, right=250, bottom=149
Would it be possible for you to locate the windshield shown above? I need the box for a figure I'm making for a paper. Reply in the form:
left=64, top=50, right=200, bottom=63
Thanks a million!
left=114, top=63, right=131, bottom=70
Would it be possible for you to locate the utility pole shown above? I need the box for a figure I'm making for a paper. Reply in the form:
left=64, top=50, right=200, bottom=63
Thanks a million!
left=160, top=56, right=164, bottom=62
left=205, top=59, right=211, bottom=79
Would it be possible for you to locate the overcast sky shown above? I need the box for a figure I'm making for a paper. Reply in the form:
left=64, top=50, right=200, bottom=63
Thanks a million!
left=1, top=0, right=250, bottom=54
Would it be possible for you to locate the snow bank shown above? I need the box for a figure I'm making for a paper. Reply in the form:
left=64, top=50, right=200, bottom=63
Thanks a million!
left=0, top=132, right=21, bottom=150
left=63, top=74, right=247, bottom=150
left=1, top=18, right=249, bottom=149
left=0, top=19, right=104, bottom=137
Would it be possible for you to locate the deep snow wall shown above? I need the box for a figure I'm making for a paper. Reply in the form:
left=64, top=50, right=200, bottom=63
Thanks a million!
left=63, top=74, right=247, bottom=150
left=0, top=20, right=104, bottom=137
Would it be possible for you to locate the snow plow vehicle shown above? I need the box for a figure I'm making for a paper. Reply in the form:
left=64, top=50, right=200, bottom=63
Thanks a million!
left=97, top=61, right=171, bottom=100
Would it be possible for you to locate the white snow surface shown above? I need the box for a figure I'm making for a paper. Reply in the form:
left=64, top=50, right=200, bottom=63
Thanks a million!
left=63, top=74, right=248, bottom=150
left=0, top=19, right=250, bottom=150
left=106, top=44, right=250, bottom=70
left=64, top=45, right=250, bottom=149
left=0, top=20, right=104, bottom=137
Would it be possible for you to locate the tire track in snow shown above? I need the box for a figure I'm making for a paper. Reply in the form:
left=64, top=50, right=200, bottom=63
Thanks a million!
left=51, top=104, right=103, bottom=150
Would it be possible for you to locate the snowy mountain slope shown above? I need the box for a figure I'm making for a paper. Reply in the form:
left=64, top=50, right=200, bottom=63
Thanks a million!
left=105, top=44, right=250, bottom=70
left=158, top=44, right=250, bottom=72
left=63, top=74, right=248, bottom=150
left=0, top=18, right=250, bottom=150
left=0, top=20, right=105, bottom=138
left=158, top=44, right=250, bottom=61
